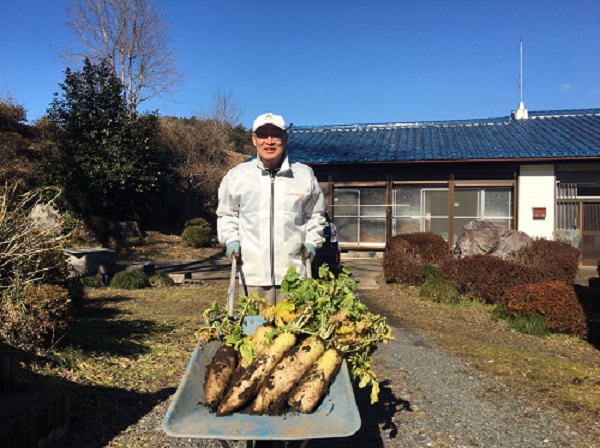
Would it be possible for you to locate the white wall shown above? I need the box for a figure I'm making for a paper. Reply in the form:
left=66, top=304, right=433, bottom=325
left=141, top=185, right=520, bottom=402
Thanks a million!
left=518, top=164, right=555, bottom=239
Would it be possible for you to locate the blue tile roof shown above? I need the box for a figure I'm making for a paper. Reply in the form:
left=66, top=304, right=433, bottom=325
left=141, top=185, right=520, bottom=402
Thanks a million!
left=285, top=108, right=600, bottom=164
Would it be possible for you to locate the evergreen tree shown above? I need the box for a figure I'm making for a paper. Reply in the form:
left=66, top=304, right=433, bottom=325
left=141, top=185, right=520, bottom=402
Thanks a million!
left=38, top=59, right=175, bottom=223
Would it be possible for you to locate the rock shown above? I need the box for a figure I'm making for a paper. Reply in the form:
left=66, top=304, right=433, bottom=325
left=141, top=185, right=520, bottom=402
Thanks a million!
left=454, top=220, right=532, bottom=260
left=167, top=273, right=187, bottom=284
left=109, top=221, right=144, bottom=239
left=125, top=260, right=156, bottom=275
left=62, top=248, right=116, bottom=275
left=30, top=203, right=64, bottom=235
left=556, top=229, right=580, bottom=248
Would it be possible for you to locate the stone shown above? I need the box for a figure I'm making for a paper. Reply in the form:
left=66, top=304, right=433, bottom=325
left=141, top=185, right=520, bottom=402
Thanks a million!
left=167, top=273, right=187, bottom=284
left=453, top=220, right=532, bottom=260
left=109, top=221, right=143, bottom=239
left=62, top=248, right=116, bottom=275
left=556, top=228, right=580, bottom=248
left=125, top=260, right=156, bottom=275
left=30, top=203, right=64, bottom=235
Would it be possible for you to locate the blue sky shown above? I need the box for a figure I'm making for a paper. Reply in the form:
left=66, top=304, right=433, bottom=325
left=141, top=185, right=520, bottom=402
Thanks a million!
left=1, top=0, right=599, bottom=129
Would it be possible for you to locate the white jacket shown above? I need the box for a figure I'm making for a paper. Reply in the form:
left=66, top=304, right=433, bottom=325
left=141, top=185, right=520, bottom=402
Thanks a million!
left=217, top=154, right=326, bottom=286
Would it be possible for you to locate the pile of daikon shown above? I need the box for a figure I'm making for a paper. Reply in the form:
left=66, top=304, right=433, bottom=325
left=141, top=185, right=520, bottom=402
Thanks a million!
left=196, top=265, right=393, bottom=416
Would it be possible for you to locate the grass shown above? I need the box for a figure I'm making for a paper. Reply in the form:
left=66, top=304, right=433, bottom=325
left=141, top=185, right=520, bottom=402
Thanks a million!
left=28, top=278, right=598, bottom=445
left=444, top=335, right=600, bottom=406
left=15, top=230, right=600, bottom=445
left=491, top=306, right=550, bottom=336
left=366, top=283, right=600, bottom=442
left=24, top=284, right=228, bottom=447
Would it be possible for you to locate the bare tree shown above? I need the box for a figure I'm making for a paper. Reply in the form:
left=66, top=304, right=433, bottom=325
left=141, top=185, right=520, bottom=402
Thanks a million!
left=207, top=88, right=245, bottom=128
left=63, top=0, right=180, bottom=113
left=160, top=90, right=247, bottom=218
left=160, top=117, right=235, bottom=216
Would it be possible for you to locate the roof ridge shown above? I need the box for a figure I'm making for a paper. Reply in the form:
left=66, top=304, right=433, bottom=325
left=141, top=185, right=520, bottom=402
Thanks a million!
left=290, top=108, right=600, bottom=133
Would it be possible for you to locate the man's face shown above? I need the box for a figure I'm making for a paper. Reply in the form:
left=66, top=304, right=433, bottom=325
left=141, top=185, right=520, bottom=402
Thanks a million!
left=252, top=124, right=287, bottom=169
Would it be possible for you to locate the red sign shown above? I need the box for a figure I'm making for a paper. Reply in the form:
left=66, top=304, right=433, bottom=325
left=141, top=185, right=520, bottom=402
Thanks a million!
left=532, top=207, right=546, bottom=219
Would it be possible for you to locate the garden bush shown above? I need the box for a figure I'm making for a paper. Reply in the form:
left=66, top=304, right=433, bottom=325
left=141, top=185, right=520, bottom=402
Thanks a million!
left=422, top=263, right=439, bottom=281
left=502, top=281, right=589, bottom=338
left=123, top=236, right=145, bottom=247
left=392, top=232, right=451, bottom=265
left=0, top=185, right=75, bottom=350
left=0, top=284, right=71, bottom=350
left=149, top=272, right=175, bottom=287
left=184, top=217, right=211, bottom=228
left=80, top=275, right=104, bottom=289
left=181, top=224, right=212, bottom=248
left=383, top=238, right=424, bottom=285
left=514, top=238, right=580, bottom=284
left=109, top=271, right=150, bottom=290
left=438, top=255, right=546, bottom=304
left=419, top=277, right=461, bottom=304
left=383, top=232, right=451, bottom=285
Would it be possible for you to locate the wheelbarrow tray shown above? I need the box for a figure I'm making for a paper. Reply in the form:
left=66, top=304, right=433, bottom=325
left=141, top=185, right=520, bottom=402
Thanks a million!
left=162, top=317, right=361, bottom=441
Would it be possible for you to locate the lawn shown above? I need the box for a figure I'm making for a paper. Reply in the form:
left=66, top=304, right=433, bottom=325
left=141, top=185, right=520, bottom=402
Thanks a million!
left=24, top=277, right=600, bottom=446
left=27, top=284, right=224, bottom=447
left=20, top=230, right=600, bottom=446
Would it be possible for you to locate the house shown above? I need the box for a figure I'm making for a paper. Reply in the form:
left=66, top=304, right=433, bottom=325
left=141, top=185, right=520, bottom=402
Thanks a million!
left=284, top=107, right=600, bottom=265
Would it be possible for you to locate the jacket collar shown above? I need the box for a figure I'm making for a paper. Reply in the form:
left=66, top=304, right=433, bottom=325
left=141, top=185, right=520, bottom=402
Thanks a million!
left=256, top=151, right=290, bottom=174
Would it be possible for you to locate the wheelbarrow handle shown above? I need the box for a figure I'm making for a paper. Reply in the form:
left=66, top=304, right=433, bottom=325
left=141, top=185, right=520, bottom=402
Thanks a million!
left=305, top=256, right=312, bottom=279
left=227, top=255, right=237, bottom=316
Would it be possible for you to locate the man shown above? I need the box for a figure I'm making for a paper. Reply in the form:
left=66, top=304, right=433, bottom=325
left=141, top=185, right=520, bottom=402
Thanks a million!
left=217, top=112, right=327, bottom=304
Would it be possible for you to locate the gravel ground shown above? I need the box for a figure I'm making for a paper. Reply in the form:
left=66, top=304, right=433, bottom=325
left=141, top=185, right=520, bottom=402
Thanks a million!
left=104, top=314, right=594, bottom=448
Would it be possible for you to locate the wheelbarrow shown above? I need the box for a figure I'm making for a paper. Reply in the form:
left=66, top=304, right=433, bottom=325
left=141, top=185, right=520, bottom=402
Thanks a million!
left=162, top=256, right=361, bottom=447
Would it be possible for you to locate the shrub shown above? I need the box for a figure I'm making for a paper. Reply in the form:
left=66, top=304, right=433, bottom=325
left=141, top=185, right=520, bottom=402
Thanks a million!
left=109, top=271, right=149, bottom=290
left=383, top=238, right=424, bottom=285
left=0, top=284, right=71, bottom=350
left=422, top=263, right=439, bottom=281
left=419, top=277, right=461, bottom=304
left=1, top=186, right=67, bottom=287
left=184, top=217, right=211, bottom=228
left=502, top=281, right=588, bottom=338
left=149, top=272, right=175, bottom=287
left=37, top=248, right=71, bottom=284
left=62, top=209, right=81, bottom=235
left=438, top=255, right=546, bottom=304
left=392, top=232, right=451, bottom=265
left=182, top=225, right=212, bottom=248
left=80, top=275, right=104, bottom=289
left=123, top=236, right=145, bottom=247
left=514, top=238, right=580, bottom=284
left=39, top=59, right=176, bottom=223
left=383, top=233, right=451, bottom=285
left=0, top=185, right=74, bottom=350
left=492, top=306, right=550, bottom=336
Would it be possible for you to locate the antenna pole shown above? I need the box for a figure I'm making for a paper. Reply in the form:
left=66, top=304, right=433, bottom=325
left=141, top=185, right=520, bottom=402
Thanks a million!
left=519, top=35, right=524, bottom=103
left=514, top=34, right=528, bottom=120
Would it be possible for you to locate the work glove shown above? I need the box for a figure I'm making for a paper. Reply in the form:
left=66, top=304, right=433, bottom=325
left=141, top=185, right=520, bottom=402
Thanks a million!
left=225, top=240, right=240, bottom=260
left=303, top=243, right=316, bottom=262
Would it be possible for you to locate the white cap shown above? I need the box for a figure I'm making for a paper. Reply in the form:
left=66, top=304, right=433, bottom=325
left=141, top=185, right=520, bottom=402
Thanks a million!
left=252, top=112, right=286, bottom=132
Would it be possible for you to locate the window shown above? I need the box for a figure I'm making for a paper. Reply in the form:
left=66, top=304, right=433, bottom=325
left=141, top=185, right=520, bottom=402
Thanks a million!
left=393, top=185, right=421, bottom=235
left=556, top=183, right=579, bottom=231
left=333, top=187, right=386, bottom=244
left=393, top=185, right=513, bottom=241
